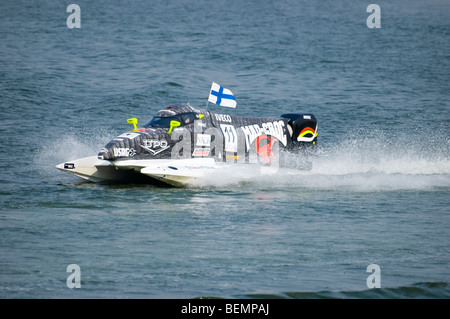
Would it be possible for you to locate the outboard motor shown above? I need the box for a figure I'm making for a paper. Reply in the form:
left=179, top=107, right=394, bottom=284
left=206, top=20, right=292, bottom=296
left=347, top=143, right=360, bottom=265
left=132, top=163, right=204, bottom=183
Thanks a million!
left=279, top=113, right=318, bottom=170
left=280, top=113, right=318, bottom=148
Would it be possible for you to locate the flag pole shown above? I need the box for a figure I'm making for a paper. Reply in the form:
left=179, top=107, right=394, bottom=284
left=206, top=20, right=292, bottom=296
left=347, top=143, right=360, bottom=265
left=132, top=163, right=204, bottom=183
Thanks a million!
left=205, top=82, right=212, bottom=112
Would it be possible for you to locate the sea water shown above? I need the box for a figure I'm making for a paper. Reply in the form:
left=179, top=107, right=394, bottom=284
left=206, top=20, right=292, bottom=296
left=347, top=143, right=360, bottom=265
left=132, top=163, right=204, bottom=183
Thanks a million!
left=0, top=0, right=449, bottom=298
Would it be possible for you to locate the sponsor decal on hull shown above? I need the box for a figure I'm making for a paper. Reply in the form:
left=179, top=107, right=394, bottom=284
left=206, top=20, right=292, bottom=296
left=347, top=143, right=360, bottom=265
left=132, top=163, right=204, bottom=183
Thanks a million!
left=113, top=148, right=136, bottom=157
left=214, top=113, right=232, bottom=123
left=141, top=139, right=170, bottom=155
left=196, top=134, right=211, bottom=147
left=192, top=147, right=210, bottom=157
left=241, top=120, right=287, bottom=150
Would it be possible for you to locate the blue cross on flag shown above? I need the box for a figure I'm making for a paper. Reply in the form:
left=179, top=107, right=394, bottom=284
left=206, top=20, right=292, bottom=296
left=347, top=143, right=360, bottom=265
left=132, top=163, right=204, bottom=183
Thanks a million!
left=208, top=82, right=237, bottom=108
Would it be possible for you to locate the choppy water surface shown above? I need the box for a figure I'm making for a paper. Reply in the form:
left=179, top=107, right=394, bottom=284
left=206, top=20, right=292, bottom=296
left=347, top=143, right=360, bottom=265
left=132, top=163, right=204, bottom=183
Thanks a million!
left=0, top=0, right=449, bottom=298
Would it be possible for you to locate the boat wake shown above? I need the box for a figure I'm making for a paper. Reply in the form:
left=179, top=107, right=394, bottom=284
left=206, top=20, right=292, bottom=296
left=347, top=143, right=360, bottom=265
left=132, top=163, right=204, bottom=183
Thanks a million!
left=38, top=129, right=450, bottom=191
left=191, top=133, right=450, bottom=191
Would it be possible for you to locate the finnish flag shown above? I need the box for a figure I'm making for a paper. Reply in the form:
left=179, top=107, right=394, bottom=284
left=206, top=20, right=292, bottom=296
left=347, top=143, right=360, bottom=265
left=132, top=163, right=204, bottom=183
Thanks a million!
left=208, top=82, right=237, bottom=108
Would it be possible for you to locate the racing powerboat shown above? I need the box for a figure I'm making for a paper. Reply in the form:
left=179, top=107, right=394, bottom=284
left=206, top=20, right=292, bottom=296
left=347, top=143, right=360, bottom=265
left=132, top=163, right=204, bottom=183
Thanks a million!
left=56, top=103, right=318, bottom=187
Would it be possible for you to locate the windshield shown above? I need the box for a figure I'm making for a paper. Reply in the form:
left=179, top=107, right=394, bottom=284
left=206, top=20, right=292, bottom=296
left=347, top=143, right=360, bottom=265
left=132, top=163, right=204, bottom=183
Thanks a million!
left=143, top=112, right=199, bottom=128
left=143, top=116, right=179, bottom=128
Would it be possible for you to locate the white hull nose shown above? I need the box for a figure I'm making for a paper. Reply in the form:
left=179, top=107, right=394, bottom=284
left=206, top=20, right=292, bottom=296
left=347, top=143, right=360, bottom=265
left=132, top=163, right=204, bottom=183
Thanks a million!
left=56, top=156, right=122, bottom=183
left=56, top=156, right=218, bottom=186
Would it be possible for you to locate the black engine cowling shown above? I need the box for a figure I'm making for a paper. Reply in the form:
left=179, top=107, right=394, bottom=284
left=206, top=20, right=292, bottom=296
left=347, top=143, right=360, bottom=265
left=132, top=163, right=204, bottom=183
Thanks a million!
left=280, top=113, right=318, bottom=148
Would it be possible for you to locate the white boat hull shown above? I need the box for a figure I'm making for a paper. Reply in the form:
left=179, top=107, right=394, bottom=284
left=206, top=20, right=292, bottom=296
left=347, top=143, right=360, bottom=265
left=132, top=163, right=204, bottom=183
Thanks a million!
left=57, top=155, right=289, bottom=187
left=56, top=156, right=221, bottom=187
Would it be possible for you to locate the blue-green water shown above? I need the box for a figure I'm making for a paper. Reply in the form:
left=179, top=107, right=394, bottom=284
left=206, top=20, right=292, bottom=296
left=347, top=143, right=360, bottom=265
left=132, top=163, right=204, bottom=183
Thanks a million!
left=1, top=0, right=449, bottom=299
